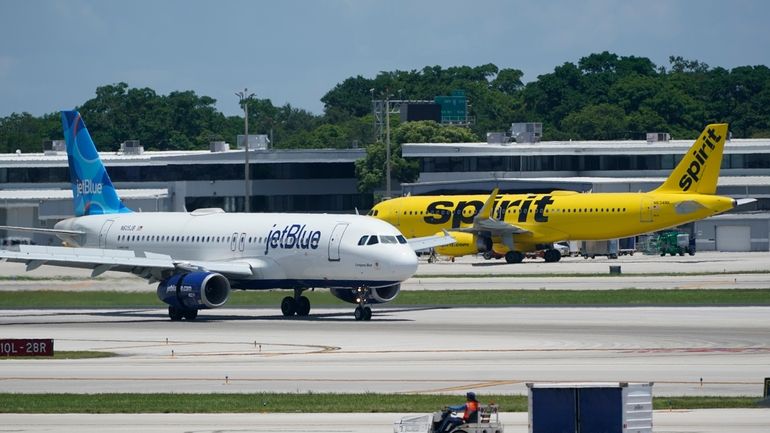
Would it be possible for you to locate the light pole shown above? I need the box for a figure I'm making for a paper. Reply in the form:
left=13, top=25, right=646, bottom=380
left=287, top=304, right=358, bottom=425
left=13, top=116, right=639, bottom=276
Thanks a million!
left=385, top=90, right=391, bottom=199
left=236, top=88, right=254, bottom=212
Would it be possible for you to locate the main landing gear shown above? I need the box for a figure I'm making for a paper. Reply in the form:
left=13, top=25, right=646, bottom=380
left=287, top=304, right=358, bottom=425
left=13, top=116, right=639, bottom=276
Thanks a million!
left=168, top=305, right=198, bottom=321
left=504, top=251, right=525, bottom=263
left=353, top=286, right=372, bottom=321
left=281, top=288, right=311, bottom=317
left=543, top=248, right=562, bottom=263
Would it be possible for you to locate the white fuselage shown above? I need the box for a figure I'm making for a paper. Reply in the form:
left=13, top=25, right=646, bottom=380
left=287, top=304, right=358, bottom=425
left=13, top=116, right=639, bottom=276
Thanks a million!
left=54, top=209, right=418, bottom=289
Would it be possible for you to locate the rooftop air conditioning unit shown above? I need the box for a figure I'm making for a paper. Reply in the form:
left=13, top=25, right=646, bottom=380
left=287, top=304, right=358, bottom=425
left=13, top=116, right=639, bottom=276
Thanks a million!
left=121, top=140, right=144, bottom=155
left=486, top=132, right=510, bottom=144
left=646, top=132, right=670, bottom=143
left=511, top=122, right=542, bottom=143
left=237, top=134, right=269, bottom=150
left=209, top=141, right=230, bottom=152
left=42, top=140, right=66, bottom=155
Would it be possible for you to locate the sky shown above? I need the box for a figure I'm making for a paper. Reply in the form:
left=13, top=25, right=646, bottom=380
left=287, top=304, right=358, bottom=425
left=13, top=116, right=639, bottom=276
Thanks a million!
left=1, top=0, right=769, bottom=118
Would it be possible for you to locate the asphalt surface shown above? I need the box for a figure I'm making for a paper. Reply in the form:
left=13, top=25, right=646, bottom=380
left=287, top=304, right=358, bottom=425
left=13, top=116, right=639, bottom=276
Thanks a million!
left=1, top=251, right=769, bottom=432
left=1, top=305, right=769, bottom=397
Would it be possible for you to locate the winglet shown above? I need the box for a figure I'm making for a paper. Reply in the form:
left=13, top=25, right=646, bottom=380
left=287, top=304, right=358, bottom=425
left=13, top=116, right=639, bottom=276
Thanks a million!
left=654, top=124, right=728, bottom=194
left=475, top=188, right=500, bottom=221
left=61, top=110, right=132, bottom=216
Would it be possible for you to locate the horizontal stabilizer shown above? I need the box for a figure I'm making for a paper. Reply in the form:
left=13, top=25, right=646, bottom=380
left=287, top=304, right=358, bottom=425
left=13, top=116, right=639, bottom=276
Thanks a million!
left=735, top=198, right=757, bottom=207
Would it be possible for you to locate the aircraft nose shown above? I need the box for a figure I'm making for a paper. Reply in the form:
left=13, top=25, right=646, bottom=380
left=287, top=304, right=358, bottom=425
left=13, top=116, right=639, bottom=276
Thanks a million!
left=389, top=248, right=419, bottom=279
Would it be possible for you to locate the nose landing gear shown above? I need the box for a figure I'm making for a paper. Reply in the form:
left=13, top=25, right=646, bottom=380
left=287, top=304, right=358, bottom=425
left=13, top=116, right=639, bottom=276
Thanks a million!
left=353, top=286, right=372, bottom=321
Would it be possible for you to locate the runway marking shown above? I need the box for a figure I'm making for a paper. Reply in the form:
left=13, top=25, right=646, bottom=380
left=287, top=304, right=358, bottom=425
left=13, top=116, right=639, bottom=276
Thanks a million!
left=43, top=338, right=341, bottom=357
left=415, top=380, right=524, bottom=394
left=14, top=337, right=770, bottom=358
left=325, top=347, right=770, bottom=355
left=1, top=376, right=761, bottom=386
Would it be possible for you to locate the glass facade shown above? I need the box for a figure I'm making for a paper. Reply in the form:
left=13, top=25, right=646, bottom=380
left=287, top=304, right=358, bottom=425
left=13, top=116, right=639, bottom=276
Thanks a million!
left=416, top=153, right=770, bottom=173
left=185, top=193, right=373, bottom=213
left=0, top=162, right=355, bottom=183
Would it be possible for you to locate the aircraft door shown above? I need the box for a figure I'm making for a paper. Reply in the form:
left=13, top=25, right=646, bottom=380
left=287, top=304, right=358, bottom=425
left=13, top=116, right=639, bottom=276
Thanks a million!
left=98, top=220, right=114, bottom=248
left=640, top=198, right=654, bottom=223
left=328, top=223, right=349, bottom=261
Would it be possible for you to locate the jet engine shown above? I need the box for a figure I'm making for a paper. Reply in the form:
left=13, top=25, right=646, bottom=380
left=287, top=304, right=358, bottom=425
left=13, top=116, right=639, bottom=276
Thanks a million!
left=330, top=283, right=401, bottom=304
left=434, top=232, right=492, bottom=257
left=157, top=272, right=231, bottom=310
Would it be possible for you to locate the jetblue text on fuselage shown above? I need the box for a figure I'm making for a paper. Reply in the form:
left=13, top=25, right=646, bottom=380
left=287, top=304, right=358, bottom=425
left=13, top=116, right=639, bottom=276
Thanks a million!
left=264, top=224, right=322, bottom=255
left=76, top=179, right=103, bottom=195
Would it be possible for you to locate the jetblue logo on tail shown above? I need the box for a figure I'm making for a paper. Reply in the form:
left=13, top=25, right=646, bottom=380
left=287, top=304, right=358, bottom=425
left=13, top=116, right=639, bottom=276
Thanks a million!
left=76, top=179, right=103, bottom=195
left=61, top=110, right=131, bottom=216
left=678, top=128, right=721, bottom=191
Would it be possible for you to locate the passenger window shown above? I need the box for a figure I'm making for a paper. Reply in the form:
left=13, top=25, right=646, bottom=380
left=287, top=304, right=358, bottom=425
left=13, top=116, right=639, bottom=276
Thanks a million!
left=358, top=236, right=368, bottom=246
left=367, top=236, right=379, bottom=245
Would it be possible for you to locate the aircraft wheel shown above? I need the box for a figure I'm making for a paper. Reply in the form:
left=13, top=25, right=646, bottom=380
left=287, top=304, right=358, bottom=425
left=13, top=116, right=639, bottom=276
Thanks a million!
left=296, top=296, right=311, bottom=316
left=363, top=306, right=372, bottom=321
left=183, top=309, right=198, bottom=320
left=354, top=306, right=364, bottom=321
left=168, top=306, right=183, bottom=321
left=504, top=251, right=524, bottom=264
left=544, top=249, right=561, bottom=263
left=281, top=296, right=297, bottom=317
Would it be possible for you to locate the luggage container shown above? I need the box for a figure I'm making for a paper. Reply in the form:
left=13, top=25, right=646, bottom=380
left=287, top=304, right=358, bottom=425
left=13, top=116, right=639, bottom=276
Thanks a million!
left=527, top=382, right=653, bottom=433
left=580, top=239, right=619, bottom=259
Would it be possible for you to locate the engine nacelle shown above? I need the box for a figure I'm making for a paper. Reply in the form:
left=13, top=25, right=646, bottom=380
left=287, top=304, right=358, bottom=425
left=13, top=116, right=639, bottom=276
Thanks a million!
left=434, top=232, right=492, bottom=257
left=157, top=272, right=231, bottom=310
left=330, top=284, right=401, bottom=305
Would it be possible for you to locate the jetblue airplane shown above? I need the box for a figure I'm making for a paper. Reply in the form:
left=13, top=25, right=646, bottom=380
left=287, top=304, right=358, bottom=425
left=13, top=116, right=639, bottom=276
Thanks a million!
left=0, top=111, right=452, bottom=321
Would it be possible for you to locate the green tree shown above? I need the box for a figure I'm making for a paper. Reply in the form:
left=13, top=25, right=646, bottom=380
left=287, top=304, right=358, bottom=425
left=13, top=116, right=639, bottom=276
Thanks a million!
left=561, top=103, right=628, bottom=139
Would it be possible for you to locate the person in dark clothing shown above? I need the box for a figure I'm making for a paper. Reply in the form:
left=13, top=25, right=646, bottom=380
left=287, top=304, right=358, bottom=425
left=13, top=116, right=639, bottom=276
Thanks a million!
left=437, top=392, right=479, bottom=432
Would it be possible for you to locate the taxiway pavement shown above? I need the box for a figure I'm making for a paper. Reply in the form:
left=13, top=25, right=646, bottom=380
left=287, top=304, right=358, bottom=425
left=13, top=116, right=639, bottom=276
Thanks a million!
left=1, top=305, right=768, bottom=397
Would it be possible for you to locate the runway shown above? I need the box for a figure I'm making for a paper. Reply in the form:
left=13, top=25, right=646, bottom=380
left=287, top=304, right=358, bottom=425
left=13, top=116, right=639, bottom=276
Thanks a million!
left=2, top=305, right=768, bottom=397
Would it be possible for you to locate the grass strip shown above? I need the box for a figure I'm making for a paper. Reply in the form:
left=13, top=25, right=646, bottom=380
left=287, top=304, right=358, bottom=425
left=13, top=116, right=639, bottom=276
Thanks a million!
left=0, top=393, right=760, bottom=413
left=1, top=289, right=769, bottom=309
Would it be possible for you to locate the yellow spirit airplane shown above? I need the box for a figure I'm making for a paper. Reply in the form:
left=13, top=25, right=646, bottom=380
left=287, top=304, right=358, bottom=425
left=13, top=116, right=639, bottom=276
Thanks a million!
left=370, top=124, right=755, bottom=263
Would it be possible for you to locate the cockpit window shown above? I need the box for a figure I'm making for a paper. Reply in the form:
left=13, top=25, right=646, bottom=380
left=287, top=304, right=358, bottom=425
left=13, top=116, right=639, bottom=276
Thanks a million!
left=358, top=235, right=369, bottom=246
left=380, top=235, right=398, bottom=244
left=396, top=235, right=407, bottom=244
left=367, top=235, right=379, bottom=245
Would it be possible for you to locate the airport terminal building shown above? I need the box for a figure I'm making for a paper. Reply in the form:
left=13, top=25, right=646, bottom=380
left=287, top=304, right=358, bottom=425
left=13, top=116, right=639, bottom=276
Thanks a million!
left=1, top=135, right=768, bottom=251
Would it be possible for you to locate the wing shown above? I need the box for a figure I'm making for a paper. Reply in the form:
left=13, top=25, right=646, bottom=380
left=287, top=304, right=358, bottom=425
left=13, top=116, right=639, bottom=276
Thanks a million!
left=0, top=225, right=84, bottom=236
left=407, top=231, right=456, bottom=252
left=453, top=188, right=531, bottom=237
left=0, top=245, right=253, bottom=281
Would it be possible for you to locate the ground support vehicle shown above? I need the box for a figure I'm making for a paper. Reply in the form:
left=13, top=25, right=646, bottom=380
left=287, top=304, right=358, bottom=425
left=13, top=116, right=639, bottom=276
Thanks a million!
left=393, top=404, right=503, bottom=433
left=656, top=231, right=695, bottom=256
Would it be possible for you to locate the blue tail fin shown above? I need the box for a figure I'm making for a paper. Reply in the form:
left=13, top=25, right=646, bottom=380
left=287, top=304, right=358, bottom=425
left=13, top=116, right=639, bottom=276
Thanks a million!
left=61, top=110, right=132, bottom=217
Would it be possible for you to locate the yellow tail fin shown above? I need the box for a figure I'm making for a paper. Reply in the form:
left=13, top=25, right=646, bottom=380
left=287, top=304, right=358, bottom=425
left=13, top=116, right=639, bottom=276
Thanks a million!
left=654, top=124, right=728, bottom=194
